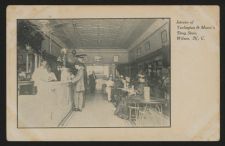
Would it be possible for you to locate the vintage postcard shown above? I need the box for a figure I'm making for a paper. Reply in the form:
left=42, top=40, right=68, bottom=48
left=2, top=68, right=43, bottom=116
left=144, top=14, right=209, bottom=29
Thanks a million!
left=6, top=5, right=220, bottom=141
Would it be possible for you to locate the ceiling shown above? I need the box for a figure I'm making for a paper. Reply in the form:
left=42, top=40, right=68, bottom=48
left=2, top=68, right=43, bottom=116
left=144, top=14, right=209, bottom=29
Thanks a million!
left=28, top=19, right=156, bottom=50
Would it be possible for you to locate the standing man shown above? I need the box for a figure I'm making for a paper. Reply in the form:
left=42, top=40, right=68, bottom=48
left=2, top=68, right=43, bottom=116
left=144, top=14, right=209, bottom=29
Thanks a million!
left=89, top=71, right=96, bottom=94
left=105, top=75, right=114, bottom=102
left=71, top=62, right=85, bottom=112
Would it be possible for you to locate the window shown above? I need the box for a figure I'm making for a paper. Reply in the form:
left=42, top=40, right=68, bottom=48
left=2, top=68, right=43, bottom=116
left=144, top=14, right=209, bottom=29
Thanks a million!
left=113, top=55, right=119, bottom=62
left=137, top=47, right=141, bottom=56
left=86, top=65, right=109, bottom=77
left=145, top=41, right=151, bottom=51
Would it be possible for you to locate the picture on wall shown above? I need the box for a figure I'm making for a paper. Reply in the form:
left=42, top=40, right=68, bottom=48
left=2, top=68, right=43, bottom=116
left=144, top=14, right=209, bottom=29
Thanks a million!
left=161, top=29, right=167, bottom=44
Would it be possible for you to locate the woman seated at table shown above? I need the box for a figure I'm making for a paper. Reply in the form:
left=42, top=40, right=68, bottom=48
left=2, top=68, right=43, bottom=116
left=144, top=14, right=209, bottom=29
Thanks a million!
left=114, top=96, right=129, bottom=120
left=111, top=76, right=124, bottom=106
left=133, top=72, right=146, bottom=97
left=114, top=76, right=124, bottom=88
left=160, top=68, right=170, bottom=106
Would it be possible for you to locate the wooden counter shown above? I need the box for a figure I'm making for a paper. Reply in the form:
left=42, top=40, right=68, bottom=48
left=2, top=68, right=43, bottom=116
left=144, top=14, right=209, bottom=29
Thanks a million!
left=18, top=81, right=73, bottom=127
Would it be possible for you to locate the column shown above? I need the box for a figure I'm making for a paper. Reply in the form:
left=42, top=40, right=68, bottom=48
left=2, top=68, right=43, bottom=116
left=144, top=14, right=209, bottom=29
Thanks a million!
left=34, top=54, right=38, bottom=70
left=26, top=53, right=29, bottom=73
left=111, top=64, right=116, bottom=79
left=38, top=55, right=42, bottom=67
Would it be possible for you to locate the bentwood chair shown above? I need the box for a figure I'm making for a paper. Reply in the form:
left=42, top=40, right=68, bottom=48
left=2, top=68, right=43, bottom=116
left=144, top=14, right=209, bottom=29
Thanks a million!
left=137, top=105, right=148, bottom=123
left=128, top=102, right=139, bottom=124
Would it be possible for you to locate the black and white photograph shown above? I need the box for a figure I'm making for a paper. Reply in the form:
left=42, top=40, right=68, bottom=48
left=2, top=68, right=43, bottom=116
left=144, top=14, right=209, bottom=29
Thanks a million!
left=17, top=18, right=171, bottom=128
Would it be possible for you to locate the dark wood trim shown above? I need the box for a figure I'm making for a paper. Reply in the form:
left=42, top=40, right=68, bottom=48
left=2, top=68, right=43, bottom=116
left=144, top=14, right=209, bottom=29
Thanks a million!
left=129, top=45, right=170, bottom=65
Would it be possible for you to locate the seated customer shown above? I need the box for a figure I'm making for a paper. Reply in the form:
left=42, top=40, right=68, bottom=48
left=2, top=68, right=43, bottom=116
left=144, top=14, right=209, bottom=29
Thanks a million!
left=115, top=77, right=124, bottom=88
left=161, top=68, right=170, bottom=101
left=112, top=77, right=124, bottom=106
left=135, top=72, right=146, bottom=96
left=114, top=96, right=129, bottom=120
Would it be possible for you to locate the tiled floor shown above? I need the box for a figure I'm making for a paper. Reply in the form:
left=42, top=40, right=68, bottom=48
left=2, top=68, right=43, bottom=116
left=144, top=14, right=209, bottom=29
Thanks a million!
left=64, top=91, right=170, bottom=127
left=64, top=91, right=132, bottom=127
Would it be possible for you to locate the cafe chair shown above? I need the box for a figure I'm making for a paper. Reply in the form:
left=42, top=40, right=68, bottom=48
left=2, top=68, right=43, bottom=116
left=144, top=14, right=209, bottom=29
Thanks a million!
left=138, top=105, right=147, bottom=119
left=153, top=103, right=164, bottom=114
left=136, top=105, right=149, bottom=126
left=128, top=102, right=139, bottom=124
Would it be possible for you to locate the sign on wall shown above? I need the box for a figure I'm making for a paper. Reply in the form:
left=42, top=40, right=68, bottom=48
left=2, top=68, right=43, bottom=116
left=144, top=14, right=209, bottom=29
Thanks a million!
left=95, top=56, right=102, bottom=62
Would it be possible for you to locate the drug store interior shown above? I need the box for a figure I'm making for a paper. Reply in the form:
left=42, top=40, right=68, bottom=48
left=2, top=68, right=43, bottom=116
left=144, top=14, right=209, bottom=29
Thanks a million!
left=17, top=19, right=170, bottom=127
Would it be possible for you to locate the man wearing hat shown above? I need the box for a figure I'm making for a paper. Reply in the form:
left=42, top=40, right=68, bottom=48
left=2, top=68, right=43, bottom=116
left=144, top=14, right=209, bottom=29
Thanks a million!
left=75, top=55, right=88, bottom=108
left=71, top=62, right=85, bottom=111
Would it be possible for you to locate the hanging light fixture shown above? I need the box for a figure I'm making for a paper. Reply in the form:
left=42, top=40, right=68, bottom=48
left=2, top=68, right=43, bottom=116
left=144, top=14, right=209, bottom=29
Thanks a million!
left=72, top=49, right=77, bottom=56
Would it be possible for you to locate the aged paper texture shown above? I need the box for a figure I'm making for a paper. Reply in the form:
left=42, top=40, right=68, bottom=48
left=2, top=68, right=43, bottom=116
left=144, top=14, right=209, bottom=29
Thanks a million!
left=6, top=5, right=219, bottom=141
